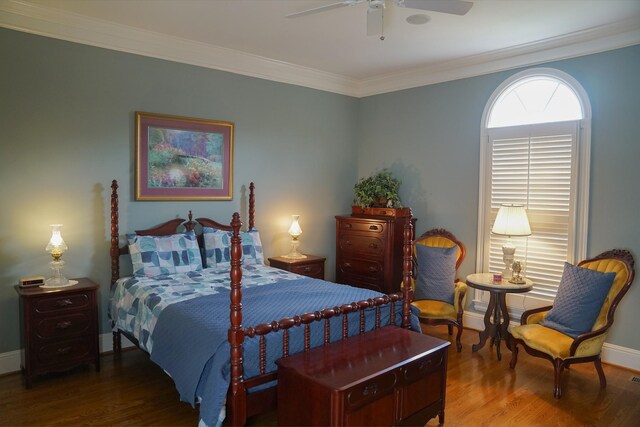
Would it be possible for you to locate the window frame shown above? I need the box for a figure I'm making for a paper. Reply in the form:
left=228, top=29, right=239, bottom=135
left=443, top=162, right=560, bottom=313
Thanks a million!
left=475, top=68, right=592, bottom=316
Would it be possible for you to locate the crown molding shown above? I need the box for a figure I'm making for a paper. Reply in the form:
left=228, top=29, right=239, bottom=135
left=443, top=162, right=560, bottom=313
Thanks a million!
left=1, top=0, right=639, bottom=98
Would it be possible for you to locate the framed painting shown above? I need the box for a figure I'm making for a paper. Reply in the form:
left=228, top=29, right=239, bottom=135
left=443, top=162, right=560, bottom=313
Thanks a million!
left=135, top=112, right=234, bottom=201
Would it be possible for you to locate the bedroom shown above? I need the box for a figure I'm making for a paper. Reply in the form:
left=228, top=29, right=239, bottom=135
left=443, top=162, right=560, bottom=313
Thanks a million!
left=0, top=0, right=639, bottom=425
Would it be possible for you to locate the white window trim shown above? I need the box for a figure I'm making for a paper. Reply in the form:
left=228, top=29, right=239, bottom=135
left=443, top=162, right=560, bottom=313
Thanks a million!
left=475, top=68, right=592, bottom=319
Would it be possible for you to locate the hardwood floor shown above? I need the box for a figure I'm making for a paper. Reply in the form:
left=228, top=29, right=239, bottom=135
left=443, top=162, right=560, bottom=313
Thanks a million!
left=1, top=327, right=638, bottom=426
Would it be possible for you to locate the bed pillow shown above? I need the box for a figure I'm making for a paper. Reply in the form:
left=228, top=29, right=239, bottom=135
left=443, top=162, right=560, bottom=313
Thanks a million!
left=413, top=244, right=457, bottom=304
left=127, top=230, right=203, bottom=277
left=540, top=262, right=616, bottom=338
left=202, top=227, right=264, bottom=270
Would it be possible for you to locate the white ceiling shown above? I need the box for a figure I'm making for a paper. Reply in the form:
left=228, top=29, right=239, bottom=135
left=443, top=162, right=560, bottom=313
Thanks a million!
left=2, top=0, right=640, bottom=96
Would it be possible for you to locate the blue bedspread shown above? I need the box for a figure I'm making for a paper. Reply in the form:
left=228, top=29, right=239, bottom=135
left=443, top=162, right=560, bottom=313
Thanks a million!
left=150, top=277, right=418, bottom=426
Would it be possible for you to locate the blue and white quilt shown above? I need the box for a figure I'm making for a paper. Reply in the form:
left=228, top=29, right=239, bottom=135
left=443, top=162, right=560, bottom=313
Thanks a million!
left=109, top=265, right=418, bottom=427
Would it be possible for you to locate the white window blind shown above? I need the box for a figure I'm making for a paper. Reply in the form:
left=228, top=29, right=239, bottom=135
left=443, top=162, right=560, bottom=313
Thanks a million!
left=485, top=122, right=578, bottom=298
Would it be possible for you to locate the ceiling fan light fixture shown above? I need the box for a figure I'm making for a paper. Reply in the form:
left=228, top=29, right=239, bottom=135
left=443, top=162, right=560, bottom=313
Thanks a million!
left=406, top=13, right=430, bottom=25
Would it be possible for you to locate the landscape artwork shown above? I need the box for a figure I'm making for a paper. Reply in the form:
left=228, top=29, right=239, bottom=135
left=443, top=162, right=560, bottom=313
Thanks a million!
left=135, top=112, right=234, bottom=200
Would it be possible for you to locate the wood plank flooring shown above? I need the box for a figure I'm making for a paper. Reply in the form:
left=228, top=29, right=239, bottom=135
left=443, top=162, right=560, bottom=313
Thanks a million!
left=1, top=327, right=638, bottom=426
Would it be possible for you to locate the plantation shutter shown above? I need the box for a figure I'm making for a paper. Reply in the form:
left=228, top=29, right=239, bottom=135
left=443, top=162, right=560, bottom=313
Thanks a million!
left=484, top=121, right=578, bottom=298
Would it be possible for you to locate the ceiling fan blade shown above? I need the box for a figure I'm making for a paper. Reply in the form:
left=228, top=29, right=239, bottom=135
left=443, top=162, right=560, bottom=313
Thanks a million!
left=366, top=5, right=384, bottom=37
left=286, top=1, right=356, bottom=19
left=398, top=0, right=473, bottom=16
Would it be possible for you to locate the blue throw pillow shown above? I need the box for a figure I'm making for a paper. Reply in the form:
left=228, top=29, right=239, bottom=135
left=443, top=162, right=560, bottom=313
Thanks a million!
left=540, top=262, right=616, bottom=338
left=414, top=244, right=457, bottom=304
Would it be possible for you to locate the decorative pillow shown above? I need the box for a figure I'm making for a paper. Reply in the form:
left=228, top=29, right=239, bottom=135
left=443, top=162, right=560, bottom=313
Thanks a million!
left=540, top=262, right=616, bottom=338
left=127, top=230, right=203, bottom=277
left=414, top=244, right=457, bottom=304
left=202, top=227, right=264, bottom=270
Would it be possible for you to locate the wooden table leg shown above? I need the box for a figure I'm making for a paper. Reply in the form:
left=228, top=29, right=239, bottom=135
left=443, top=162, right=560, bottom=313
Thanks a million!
left=472, top=291, right=497, bottom=353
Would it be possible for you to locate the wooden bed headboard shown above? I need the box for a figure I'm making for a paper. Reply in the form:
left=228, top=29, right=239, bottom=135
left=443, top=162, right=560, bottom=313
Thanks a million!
left=109, top=180, right=256, bottom=286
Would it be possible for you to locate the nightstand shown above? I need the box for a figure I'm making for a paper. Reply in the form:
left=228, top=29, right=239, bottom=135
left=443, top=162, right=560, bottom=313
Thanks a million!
left=268, top=255, right=326, bottom=280
left=15, top=277, right=100, bottom=388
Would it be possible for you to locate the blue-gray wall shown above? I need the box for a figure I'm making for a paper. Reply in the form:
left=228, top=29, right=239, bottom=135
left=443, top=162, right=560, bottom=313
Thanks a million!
left=0, top=28, right=359, bottom=353
left=1, top=27, right=638, bottom=354
left=358, top=44, right=640, bottom=351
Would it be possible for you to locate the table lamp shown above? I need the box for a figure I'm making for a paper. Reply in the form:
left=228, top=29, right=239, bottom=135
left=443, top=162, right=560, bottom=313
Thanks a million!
left=283, top=215, right=307, bottom=259
left=491, top=204, right=531, bottom=282
left=43, top=224, right=77, bottom=288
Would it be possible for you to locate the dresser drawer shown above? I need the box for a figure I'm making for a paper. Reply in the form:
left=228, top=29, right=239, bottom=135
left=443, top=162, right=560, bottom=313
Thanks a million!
left=338, top=220, right=387, bottom=234
left=35, top=312, right=92, bottom=339
left=337, top=234, right=386, bottom=258
left=36, top=337, right=92, bottom=366
left=33, top=293, right=91, bottom=314
left=337, top=258, right=384, bottom=281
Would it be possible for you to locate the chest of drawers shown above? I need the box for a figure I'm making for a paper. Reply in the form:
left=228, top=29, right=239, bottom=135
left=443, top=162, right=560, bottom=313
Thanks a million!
left=15, top=278, right=100, bottom=387
left=277, top=326, right=449, bottom=426
left=335, top=214, right=415, bottom=294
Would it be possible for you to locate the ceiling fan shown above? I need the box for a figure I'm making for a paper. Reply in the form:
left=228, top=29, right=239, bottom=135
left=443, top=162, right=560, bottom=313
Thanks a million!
left=286, top=0, right=473, bottom=39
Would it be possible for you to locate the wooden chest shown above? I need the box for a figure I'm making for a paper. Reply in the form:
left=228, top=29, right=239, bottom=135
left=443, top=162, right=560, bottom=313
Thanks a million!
left=335, top=214, right=416, bottom=294
left=277, top=326, right=449, bottom=426
left=16, top=278, right=100, bottom=387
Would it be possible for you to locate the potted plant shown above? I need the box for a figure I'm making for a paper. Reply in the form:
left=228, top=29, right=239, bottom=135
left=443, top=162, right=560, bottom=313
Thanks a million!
left=353, top=169, right=403, bottom=208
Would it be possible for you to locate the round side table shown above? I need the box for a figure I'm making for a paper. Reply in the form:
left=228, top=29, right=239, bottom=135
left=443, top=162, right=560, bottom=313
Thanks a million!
left=466, top=273, right=533, bottom=361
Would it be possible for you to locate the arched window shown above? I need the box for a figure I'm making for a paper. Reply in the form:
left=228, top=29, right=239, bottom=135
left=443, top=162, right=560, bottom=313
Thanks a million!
left=477, top=68, right=591, bottom=313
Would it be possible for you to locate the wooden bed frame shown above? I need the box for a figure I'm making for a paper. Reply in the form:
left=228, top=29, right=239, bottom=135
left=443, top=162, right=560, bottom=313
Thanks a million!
left=109, top=179, right=415, bottom=426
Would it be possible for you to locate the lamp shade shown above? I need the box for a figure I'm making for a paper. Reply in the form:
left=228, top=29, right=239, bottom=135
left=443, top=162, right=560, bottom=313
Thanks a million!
left=288, top=215, right=302, bottom=238
left=45, top=224, right=68, bottom=254
left=492, top=204, right=531, bottom=237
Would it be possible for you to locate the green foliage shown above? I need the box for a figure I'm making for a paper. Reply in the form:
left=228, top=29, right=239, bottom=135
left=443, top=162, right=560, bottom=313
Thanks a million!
left=353, top=169, right=402, bottom=208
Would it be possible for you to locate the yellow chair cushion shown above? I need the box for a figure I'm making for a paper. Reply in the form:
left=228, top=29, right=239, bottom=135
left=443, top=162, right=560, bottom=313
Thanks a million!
left=510, top=324, right=574, bottom=359
left=411, top=299, right=456, bottom=319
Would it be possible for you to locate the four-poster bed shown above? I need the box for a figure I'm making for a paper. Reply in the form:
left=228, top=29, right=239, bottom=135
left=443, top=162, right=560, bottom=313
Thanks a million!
left=108, top=179, right=419, bottom=426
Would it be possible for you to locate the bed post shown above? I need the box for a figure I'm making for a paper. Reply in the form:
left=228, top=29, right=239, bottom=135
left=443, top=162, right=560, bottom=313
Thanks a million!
left=110, top=180, right=122, bottom=353
left=248, top=182, right=255, bottom=231
left=228, top=212, right=246, bottom=426
left=402, top=215, right=414, bottom=329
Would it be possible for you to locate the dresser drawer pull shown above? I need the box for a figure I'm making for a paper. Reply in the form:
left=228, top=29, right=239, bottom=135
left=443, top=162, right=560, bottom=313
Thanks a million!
left=344, top=262, right=352, bottom=268
left=419, top=359, right=433, bottom=370
left=345, top=240, right=352, bottom=246
left=343, top=223, right=352, bottom=228
left=56, top=346, right=72, bottom=355
left=362, top=383, right=378, bottom=396
left=303, top=266, right=312, bottom=272
left=369, top=225, right=379, bottom=231
left=368, top=266, right=378, bottom=272
left=368, top=243, right=378, bottom=249
left=56, top=299, right=74, bottom=307
left=56, top=321, right=72, bottom=329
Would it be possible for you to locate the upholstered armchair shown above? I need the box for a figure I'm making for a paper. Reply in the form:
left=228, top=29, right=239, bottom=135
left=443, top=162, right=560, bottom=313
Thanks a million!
left=409, top=229, right=466, bottom=352
left=510, top=249, right=635, bottom=398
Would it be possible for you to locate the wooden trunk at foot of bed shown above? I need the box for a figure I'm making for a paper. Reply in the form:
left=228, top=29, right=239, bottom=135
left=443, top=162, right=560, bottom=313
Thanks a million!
left=109, top=180, right=414, bottom=426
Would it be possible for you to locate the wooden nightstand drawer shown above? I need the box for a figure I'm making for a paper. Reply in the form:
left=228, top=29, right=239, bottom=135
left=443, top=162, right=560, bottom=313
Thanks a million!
left=33, top=293, right=90, bottom=314
left=35, top=311, right=92, bottom=339
left=268, top=255, right=326, bottom=280
left=288, top=263, right=324, bottom=278
left=36, top=337, right=92, bottom=366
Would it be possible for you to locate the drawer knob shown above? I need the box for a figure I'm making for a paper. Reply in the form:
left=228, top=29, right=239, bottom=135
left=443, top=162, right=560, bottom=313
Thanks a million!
left=368, top=266, right=378, bottom=272
left=345, top=240, right=352, bottom=246
left=56, top=346, right=72, bottom=355
left=344, top=262, right=352, bottom=268
left=56, top=321, right=72, bottom=329
left=363, top=383, right=378, bottom=396
left=369, top=225, right=379, bottom=231
left=303, top=266, right=312, bottom=272
left=368, top=243, right=378, bottom=249
left=56, top=299, right=73, bottom=307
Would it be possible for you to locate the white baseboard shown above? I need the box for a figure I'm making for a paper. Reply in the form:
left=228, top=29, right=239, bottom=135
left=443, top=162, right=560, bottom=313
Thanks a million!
left=463, top=311, right=640, bottom=371
left=1, top=326, right=638, bottom=376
